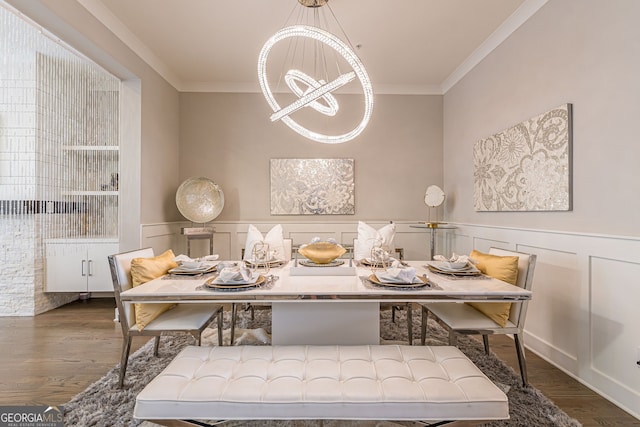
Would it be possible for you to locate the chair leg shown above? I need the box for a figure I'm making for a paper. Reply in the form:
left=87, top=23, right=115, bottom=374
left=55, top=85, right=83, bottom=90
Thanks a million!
left=448, top=331, right=458, bottom=346
left=230, top=303, right=238, bottom=345
left=118, top=336, right=132, bottom=388
left=420, top=306, right=429, bottom=345
left=153, top=336, right=160, bottom=356
left=217, top=309, right=223, bottom=346
left=482, top=335, right=490, bottom=354
left=514, top=333, right=529, bottom=387
left=407, top=304, right=413, bottom=345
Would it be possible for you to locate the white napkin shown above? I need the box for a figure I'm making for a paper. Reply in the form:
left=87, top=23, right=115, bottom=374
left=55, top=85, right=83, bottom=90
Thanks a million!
left=433, top=253, right=466, bottom=263
left=376, top=265, right=419, bottom=284
left=174, top=254, right=219, bottom=263
left=173, top=254, right=219, bottom=270
left=433, top=253, right=471, bottom=264
left=216, top=266, right=254, bottom=283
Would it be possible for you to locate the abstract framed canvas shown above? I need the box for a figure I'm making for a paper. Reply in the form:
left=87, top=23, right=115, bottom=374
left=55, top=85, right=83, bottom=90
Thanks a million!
left=474, top=103, right=573, bottom=212
left=270, top=158, right=355, bottom=215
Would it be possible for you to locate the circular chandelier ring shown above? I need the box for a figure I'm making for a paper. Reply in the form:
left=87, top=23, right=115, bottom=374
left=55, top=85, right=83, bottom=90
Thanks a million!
left=258, top=25, right=374, bottom=144
left=284, top=69, right=339, bottom=117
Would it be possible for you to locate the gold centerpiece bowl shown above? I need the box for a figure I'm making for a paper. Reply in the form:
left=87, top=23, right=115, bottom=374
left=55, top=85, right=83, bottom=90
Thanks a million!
left=298, top=242, right=346, bottom=264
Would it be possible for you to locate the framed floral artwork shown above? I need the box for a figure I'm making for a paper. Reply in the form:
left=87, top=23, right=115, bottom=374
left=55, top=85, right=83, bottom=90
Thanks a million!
left=270, top=158, right=355, bottom=215
left=473, top=104, right=572, bottom=211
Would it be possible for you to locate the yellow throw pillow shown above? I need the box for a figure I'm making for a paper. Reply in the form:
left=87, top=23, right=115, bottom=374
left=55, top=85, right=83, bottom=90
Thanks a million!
left=466, top=249, right=519, bottom=327
left=130, top=249, right=178, bottom=331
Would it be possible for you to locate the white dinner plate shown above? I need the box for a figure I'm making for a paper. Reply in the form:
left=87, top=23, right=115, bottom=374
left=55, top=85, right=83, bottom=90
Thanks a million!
left=168, top=264, right=217, bottom=275
left=204, top=275, right=266, bottom=289
left=431, top=261, right=479, bottom=273
left=368, top=274, right=429, bottom=288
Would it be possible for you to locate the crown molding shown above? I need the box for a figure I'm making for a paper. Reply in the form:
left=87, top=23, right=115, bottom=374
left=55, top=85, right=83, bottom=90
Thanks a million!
left=441, top=0, right=548, bottom=94
left=179, top=81, right=260, bottom=93
left=180, top=81, right=444, bottom=95
left=371, top=83, right=443, bottom=96
left=79, top=0, right=546, bottom=95
left=77, top=0, right=183, bottom=89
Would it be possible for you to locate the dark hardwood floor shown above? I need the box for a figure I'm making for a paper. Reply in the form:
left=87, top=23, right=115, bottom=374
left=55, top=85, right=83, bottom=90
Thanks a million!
left=0, top=298, right=638, bottom=426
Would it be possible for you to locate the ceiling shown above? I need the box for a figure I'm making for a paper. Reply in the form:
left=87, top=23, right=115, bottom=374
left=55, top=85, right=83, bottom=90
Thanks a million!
left=78, top=0, right=546, bottom=94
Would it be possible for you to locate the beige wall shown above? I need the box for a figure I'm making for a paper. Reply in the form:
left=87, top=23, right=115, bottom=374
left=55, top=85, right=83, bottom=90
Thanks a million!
left=179, top=93, right=443, bottom=222
left=8, top=0, right=182, bottom=226
left=443, top=0, right=640, bottom=237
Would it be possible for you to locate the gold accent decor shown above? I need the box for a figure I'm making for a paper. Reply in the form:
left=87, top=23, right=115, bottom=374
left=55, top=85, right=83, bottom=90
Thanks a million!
left=298, top=242, right=346, bottom=264
left=298, top=0, right=328, bottom=7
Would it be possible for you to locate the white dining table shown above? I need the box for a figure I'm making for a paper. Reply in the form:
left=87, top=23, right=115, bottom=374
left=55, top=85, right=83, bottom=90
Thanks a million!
left=119, top=261, right=531, bottom=345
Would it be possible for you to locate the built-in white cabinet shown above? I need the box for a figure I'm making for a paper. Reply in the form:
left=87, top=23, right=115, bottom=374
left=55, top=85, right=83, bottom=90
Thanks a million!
left=45, top=240, right=118, bottom=292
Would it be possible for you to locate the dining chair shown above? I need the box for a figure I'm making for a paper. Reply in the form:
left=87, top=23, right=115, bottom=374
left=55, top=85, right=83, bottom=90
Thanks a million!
left=108, top=248, right=224, bottom=388
left=231, top=238, right=293, bottom=343
left=420, top=247, right=537, bottom=386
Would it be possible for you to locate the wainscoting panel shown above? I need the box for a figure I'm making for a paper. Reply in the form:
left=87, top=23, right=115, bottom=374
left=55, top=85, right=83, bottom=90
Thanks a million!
left=590, top=256, right=640, bottom=397
left=519, top=244, right=580, bottom=371
left=139, top=223, right=183, bottom=256
left=449, top=223, right=640, bottom=420
left=450, top=232, right=473, bottom=255
left=473, top=237, right=513, bottom=253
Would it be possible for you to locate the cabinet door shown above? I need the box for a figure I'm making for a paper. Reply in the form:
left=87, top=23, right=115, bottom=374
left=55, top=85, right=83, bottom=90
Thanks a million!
left=45, top=244, right=88, bottom=292
left=87, top=244, right=119, bottom=292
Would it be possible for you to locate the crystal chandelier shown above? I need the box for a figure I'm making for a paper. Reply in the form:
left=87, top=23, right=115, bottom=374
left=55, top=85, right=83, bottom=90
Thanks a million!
left=258, top=0, right=374, bottom=144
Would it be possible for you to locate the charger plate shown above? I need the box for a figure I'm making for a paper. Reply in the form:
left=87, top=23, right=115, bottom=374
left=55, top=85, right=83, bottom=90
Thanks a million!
left=168, top=265, right=218, bottom=275
left=427, top=264, right=481, bottom=276
left=299, top=259, right=345, bottom=267
left=360, top=258, right=409, bottom=267
left=203, top=275, right=266, bottom=290
left=368, top=274, right=429, bottom=288
left=244, top=259, right=287, bottom=268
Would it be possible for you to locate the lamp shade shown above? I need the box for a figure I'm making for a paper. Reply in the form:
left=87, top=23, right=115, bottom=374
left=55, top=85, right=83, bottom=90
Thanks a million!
left=175, top=177, right=224, bottom=223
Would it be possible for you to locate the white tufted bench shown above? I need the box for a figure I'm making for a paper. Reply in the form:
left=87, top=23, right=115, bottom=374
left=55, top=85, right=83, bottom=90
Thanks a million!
left=134, top=345, right=509, bottom=425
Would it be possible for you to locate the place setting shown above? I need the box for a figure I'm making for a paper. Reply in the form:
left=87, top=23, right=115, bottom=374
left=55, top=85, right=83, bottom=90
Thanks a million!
left=426, top=253, right=484, bottom=278
left=165, top=254, right=220, bottom=277
left=200, top=265, right=277, bottom=292
left=362, top=262, right=437, bottom=290
left=243, top=241, right=289, bottom=270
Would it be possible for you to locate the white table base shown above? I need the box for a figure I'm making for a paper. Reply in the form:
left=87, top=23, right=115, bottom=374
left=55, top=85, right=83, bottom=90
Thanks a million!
left=271, top=301, right=380, bottom=345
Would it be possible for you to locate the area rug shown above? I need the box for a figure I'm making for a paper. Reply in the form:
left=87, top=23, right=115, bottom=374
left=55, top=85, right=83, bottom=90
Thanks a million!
left=64, top=308, right=581, bottom=427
